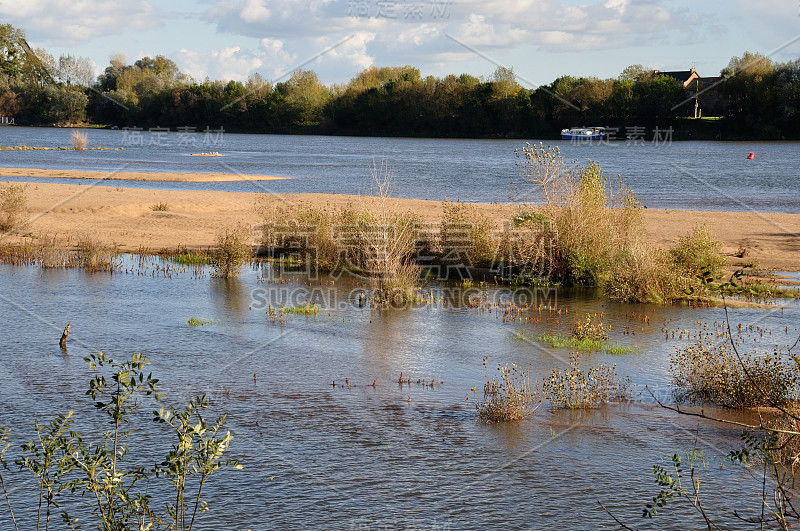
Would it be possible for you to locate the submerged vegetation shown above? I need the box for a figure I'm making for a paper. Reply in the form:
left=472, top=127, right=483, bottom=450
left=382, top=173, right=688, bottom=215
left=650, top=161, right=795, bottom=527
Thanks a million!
left=670, top=334, right=799, bottom=409
left=476, top=360, right=540, bottom=423
left=543, top=354, right=632, bottom=409
left=210, top=224, right=252, bottom=278
left=187, top=317, right=217, bottom=326
left=278, top=303, right=320, bottom=316
left=531, top=333, right=637, bottom=355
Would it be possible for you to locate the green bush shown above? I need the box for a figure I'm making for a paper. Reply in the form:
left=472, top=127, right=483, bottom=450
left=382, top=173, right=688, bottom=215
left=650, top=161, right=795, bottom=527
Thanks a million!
left=669, top=225, right=727, bottom=278
left=0, top=352, right=240, bottom=530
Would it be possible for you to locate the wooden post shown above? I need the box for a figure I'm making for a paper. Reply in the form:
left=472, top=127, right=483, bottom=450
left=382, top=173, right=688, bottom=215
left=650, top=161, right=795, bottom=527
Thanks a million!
left=59, top=323, right=70, bottom=349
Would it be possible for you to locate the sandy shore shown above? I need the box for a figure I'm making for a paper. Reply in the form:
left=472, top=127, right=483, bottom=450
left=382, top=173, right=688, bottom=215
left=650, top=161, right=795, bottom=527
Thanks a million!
left=0, top=167, right=290, bottom=183
left=1, top=180, right=798, bottom=271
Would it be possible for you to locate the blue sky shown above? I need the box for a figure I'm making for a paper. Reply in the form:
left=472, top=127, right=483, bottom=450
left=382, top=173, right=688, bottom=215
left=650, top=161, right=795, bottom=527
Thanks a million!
left=3, top=0, right=799, bottom=86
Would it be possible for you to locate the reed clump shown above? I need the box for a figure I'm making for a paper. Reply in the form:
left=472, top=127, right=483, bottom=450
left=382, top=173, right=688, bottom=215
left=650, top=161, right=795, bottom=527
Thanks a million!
left=77, top=231, right=120, bottom=272
left=516, top=142, right=643, bottom=288
left=476, top=360, right=540, bottom=422
left=211, top=223, right=252, bottom=278
left=543, top=353, right=632, bottom=409
left=70, top=129, right=89, bottom=150
left=670, top=225, right=727, bottom=278
left=0, top=182, right=27, bottom=232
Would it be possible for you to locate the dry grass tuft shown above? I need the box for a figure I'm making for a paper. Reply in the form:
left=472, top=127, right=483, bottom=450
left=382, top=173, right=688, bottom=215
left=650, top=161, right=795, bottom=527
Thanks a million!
left=0, top=182, right=27, bottom=232
left=77, top=231, right=120, bottom=272
left=476, top=360, right=540, bottom=422
left=71, top=129, right=89, bottom=150
left=211, top=223, right=252, bottom=278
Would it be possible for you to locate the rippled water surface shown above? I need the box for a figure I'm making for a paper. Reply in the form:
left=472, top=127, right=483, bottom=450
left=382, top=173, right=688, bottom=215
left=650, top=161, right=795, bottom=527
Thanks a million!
left=0, top=257, right=798, bottom=529
left=0, top=127, right=799, bottom=212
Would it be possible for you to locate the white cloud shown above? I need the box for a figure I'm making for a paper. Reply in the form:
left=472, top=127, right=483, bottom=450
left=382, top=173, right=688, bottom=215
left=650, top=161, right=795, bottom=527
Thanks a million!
left=177, top=46, right=264, bottom=81
left=239, top=0, right=271, bottom=23
left=0, top=0, right=160, bottom=45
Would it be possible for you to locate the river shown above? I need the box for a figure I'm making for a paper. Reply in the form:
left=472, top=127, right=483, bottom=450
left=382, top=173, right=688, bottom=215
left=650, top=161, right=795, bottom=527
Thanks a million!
left=0, top=126, right=798, bottom=212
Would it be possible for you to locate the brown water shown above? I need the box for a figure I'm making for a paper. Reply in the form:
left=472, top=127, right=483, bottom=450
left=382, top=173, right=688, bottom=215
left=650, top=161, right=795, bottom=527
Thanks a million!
left=0, top=257, right=797, bottom=529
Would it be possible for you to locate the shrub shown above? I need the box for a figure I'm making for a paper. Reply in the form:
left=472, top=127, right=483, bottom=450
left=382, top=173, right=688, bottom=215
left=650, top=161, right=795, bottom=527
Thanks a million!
left=0, top=352, right=240, bottom=530
left=476, top=360, right=540, bottom=422
left=70, top=129, right=88, bottom=150
left=357, top=208, right=420, bottom=305
left=151, top=202, right=169, bottom=211
left=670, top=337, right=799, bottom=409
left=439, top=200, right=496, bottom=268
left=606, top=245, right=684, bottom=303
left=543, top=353, right=632, bottom=409
left=258, top=200, right=355, bottom=272
left=0, top=182, right=27, bottom=232
left=77, top=231, right=120, bottom=272
left=515, top=142, right=643, bottom=287
left=211, top=223, right=252, bottom=278
left=669, top=225, right=727, bottom=278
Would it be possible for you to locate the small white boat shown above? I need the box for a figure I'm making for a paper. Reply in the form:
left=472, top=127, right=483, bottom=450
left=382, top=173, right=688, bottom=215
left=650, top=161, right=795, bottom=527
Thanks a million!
left=191, top=152, right=222, bottom=157
left=561, top=127, right=605, bottom=141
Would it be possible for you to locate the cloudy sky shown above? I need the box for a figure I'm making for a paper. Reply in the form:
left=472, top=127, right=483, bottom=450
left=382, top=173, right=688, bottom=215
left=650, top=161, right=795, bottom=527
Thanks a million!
left=2, top=0, right=798, bottom=86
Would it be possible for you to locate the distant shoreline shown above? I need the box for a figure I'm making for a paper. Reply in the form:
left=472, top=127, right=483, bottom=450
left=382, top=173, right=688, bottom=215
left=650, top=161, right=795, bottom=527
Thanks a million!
left=1, top=179, right=798, bottom=272
left=0, top=167, right=290, bottom=183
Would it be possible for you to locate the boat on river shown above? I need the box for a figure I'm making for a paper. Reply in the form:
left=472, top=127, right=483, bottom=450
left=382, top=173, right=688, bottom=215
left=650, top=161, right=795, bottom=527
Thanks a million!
left=191, top=152, right=222, bottom=157
left=560, top=127, right=605, bottom=141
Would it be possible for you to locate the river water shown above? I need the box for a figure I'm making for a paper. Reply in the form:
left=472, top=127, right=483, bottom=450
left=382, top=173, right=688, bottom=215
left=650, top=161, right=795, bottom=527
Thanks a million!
left=0, top=256, right=798, bottom=529
left=0, top=126, right=798, bottom=212
left=1, top=127, right=799, bottom=528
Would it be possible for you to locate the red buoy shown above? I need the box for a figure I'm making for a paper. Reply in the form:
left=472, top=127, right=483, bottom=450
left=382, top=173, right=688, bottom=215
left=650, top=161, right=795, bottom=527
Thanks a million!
left=747, top=152, right=754, bottom=159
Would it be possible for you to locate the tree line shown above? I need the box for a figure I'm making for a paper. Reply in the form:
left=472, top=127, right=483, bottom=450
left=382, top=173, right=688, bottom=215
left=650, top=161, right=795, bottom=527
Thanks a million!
left=1, top=23, right=799, bottom=139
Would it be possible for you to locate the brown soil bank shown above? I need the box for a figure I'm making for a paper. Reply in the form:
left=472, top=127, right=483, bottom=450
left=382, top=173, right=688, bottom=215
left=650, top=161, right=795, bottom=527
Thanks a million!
left=2, top=181, right=798, bottom=271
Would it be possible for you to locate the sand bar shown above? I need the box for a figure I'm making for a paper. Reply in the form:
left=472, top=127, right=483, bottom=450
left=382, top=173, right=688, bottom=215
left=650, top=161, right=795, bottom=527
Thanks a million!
left=1, top=180, right=798, bottom=271
left=0, top=167, right=289, bottom=183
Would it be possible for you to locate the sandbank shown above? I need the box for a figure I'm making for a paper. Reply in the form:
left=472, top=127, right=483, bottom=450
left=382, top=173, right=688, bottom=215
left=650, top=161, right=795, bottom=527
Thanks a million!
left=1, top=180, right=798, bottom=271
